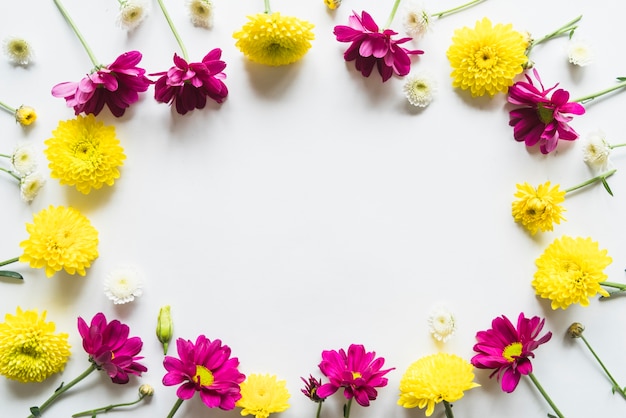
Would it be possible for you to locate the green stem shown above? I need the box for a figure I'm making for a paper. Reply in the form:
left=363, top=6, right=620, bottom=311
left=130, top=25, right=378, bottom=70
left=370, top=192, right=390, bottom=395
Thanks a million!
left=525, top=15, right=582, bottom=57
left=431, top=0, right=486, bottom=19
left=166, top=398, right=184, bottom=418
left=343, top=398, right=353, bottom=418
left=52, top=0, right=100, bottom=68
left=263, top=0, right=271, bottom=14
left=0, top=257, right=19, bottom=267
left=579, top=334, right=626, bottom=399
left=0, top=153, right=11, bottom=159
left=564, top=169, right=616, bottom=193
left=315, top=401, right=323, bottom=418
left=610, top=143, right=626, bottom=149
left=572, top=79, right=626, bottom=104
left=156, top=0, right=189, bottom=61
left=28, top=364, right=97, bottom=418
left=383, top=0, right=403, bottom=29
left=527, top=372, right=565, bottom=418
left=601, top=281, right=626, bottom=291
left=0, top=100, right=16, bottom=115
left=71, top=394, right=147, bottom=417
left=443, top=400, right=454, bottom=418
left=0, top=166, right=21, bottom=181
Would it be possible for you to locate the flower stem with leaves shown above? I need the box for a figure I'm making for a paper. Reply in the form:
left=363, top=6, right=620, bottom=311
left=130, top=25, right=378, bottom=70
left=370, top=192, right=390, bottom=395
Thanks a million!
left=564, top=168, right=616, bottom=196
left=431, top=0, right=487, bottom=19
left=572, top=78, right=626, bottom=104
left=71, top=386, right=153, bottom=417
left=525, top=15, right=582, bottom=58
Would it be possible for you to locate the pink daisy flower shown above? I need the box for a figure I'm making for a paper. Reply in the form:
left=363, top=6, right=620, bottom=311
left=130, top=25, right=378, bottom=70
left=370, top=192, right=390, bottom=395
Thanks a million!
left=77, top=312, right=147, bottom=384
left=334, top=10, right=423, bottom=82
left=51, top=51, right=152, bottom=117
left=163, top=335, right=245, bottom=411
left=317, top=343, right=393, bottom=407
left=508, top=68, right=585, bottom=154
left=471, top=312, right=552, bottom=393
left=152, top=49, right=228, bottom=115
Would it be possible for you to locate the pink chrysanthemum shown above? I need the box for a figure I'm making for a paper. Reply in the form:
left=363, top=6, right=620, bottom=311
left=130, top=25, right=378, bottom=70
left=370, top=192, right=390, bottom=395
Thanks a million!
left=508, top=68, right=585, bottom=154
left=317, top=343, right=394, bottom=406
left=77, top=312, right=147, bottom=384
left=471, top=313, right=552, bottom=393
left=163, top=335, right=245, bottom=410
left=334, top=10, right=423, bottom=82
left=152, top=49, right=228, bottom=115
left=51, top=51, right=152, bottom=117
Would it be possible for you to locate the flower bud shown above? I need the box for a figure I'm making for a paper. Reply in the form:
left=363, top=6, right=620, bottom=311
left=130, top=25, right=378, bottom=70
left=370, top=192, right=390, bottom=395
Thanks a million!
left=139, top=384, right=154, bottom=397
left=15, top=105, right=36, bottom=126
left=567, top=322, right=584, bottom=338
left=156, top=305, right=173, bottom=354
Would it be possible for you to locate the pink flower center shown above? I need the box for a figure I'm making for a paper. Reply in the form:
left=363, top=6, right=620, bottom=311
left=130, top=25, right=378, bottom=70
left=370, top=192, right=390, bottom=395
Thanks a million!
left=537, top=103, right=554, bottom=124
left=194, top=365, right=215, bottom=387
left=502, top=342, right=523, bottom=362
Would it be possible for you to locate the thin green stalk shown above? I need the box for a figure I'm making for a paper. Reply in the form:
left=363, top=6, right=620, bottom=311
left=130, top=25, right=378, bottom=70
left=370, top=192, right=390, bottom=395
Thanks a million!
left=166, top=398, right=184, bottom=418
left=0, top=257, right=19, bottom=267
left=572, top=79, right=626, bottom=104
left=0, top=153, right=11, bottom=159
left=579, top=334, right=626, bottom=399
left=52, top=0, right=100, bottom=68
left=264, top=0, right=271, bottom=14
left=71, top=394, right=148, bottom=417
left=343, top=398, right=353, bottom=418
left=0, top=100, right=16, bottom=115
left=527, top=372, right=565, bottom=418
left=0, top=166, right=21, bottom=181
left=564, top=169, right=616, bottom=193
left=315, top=401, right=323, bottom=418
left=443, top=400, right=454, bottom=418
left=28, top=364, right=97, bottom=418
left=383, top=0, right=403, bottom=29
left=525, top=15, right=582, bottom=57
left=602, top=281, right=626, bottom=291
left=432, top=0, right=486, bottom=19
left=157, top=0, right=189, bottom=61
left=610, top=143, right=626, bottom=149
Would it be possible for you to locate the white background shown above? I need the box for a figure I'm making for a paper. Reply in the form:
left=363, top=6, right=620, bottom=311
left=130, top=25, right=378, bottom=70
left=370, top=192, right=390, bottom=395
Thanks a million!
left=2, top=0, right=626, bottom=417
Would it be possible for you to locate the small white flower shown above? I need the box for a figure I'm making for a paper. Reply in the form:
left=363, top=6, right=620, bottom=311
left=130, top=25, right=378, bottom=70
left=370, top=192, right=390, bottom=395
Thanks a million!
left=2, top=36, right=34, bottom=65
left=427, top=305, right=456, bottom=342
left=104, top=266, right=144, bottom=304
left=20, top=171, right=45, bottom=203
left=402, top=1, right=432, bottom=38
left=187, top=0, right=214, bottom=29
left=403, top=71, right=437, bottom=107
left=567, top=38, right=593, bottom=67
left=582, top=130, right=612, bottom=171
left=116, top=0, right=151, bottom=31
left=11, top=144, right=38, bottom=176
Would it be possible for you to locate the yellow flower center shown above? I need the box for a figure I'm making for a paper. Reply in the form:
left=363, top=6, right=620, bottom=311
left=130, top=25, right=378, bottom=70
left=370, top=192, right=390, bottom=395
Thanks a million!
left=194, top=365, right=215, bottom=387
left=562, top=260, right=584, bottom=285
left=474, top=47, right=497, bottom=69
left=502, top=342, right=523, bottom=362
left=352, top=371, right=362, bottom=379
left=525, top=197, right=546, bottom=217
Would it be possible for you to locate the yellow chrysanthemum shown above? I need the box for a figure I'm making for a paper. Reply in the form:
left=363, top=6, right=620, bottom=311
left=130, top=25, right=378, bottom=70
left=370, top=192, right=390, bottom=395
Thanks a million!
left=446, top=17, right=528, bottom=97
left=233, top=13, right=315, bottom=66
left=236, top=373, right=290, bottom=418
left=19, top=205, right=99, bottom=278
left=0, top=307, right=71, bottom=383
left=533, top=236, right=612, bottom=310
left=15, top=105, right=37, bottom=126
left=398, top=353, right=479, bottom=416
left=512, top=181, right=566, bottom=235
left=44, top=114, right=126, bottom=194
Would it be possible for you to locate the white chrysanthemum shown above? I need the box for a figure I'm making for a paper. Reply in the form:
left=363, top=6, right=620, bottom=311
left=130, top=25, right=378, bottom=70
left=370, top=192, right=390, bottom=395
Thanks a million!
left=403, top=71, right=437, bottom=107
left=402, top=1, right=432, bottom=38
left=12, top=144, right=37, bottom=176
left=104, top=266, right=144, bottom=304
left=2, top=36, right=34, bottom=65
left=187, top=0, right=214, bottom=29
left=582, top=130, right=612, bottom=171
left=567, top=38, right=593, bottom=67
left=116, top=0, right=151, bottom=31
left=427, top=305, right=456, bottom=342
left=20, top=172, right=45, bottom=203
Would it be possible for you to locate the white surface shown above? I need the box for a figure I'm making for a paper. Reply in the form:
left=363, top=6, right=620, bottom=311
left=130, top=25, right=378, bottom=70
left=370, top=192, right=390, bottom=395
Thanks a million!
left=2, top=0, right=626, bottom=417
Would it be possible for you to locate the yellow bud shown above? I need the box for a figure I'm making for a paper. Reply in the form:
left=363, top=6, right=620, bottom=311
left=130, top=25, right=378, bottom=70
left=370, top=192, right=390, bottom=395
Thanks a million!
left=156, top=305, right=173, bottom=355
left=567, top=322, right=585, bottom=338
left=15, top=105, right=36, bottom=126
left=139, top=384, right=154, bottom=397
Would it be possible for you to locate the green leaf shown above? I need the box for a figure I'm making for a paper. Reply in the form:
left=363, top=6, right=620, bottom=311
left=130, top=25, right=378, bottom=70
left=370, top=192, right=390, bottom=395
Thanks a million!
left=0, top=271, right=23, bottom=280
left=617, top=77, right=626, bottom=81
left=29, top=406, right=41, bottom=417
left=602, top=178, right=614, bottom=196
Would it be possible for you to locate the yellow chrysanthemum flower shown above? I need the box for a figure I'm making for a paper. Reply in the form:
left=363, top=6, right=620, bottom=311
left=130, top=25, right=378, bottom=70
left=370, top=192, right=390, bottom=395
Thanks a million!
left=533, top=236, right=612, bottom=310
left=19, top=205, right=99, bottom=278
left=446, top=17, right=528, bottom=97
left=236, top=373, right=290, bottom=418
left=15, top=105, right=37, bottom=126
left=233, top=13, right=315, bottom=66
left=512, top=181, right=566, bottom=235
left=398, top=353, right=479, bottom=416
left=44, top=114, right=126, bottom=194
left=0, top=307, right=71, bottom=383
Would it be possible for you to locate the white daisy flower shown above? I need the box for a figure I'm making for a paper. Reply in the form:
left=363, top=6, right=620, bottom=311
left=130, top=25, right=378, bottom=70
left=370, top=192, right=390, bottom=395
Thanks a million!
left=20, top=171, right=45, bottom=203
left=187, top=0, right=214, bottom=29
left=567, top=38, right=593, bottom=67
left=403, top=71, right=437, bottom=107
left=402, top=1, right=432, bottom=38
left=582, top=130, right=612, bottom=171
left=12, top=144, right=38, bottom=176
left=116, top=0, right=151, bottom=31
left=2, top=36, right=34, bottom=65
left=104, top=266, right=144, bottom=304
left=427, top=305, right=456, bottom=343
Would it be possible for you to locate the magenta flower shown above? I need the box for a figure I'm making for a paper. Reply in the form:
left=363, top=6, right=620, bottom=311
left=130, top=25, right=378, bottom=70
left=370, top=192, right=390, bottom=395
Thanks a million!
left=152, top=49, right=228, bottom=115
left=301, top=375, right=326, bottom=402
left=51, top=51, right=152, bottom=117
left=163, top=335, right=245, bottom=411
left=334, top=10, right=423, bottom=82
left=471, top=312, right=552, bottom=393
left=317, top=343, right=393, bottom=407
left=77, top=312, right=147, bottom=384
left=508, top=68, right=585, bottom=154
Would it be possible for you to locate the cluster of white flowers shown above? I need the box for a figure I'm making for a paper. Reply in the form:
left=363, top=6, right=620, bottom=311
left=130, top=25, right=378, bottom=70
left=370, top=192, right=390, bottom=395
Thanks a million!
left=0, top=144, right=45, bottom=203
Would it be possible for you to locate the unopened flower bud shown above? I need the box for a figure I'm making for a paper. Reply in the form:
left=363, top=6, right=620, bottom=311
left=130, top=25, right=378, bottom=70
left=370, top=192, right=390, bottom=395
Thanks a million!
left=15, top=105, right=36, bottom=126
left=139, top=384, right=154, bottom=397
left=156, top=305, right=173, bottom=354
left=567, top=322, right=585, bottom=338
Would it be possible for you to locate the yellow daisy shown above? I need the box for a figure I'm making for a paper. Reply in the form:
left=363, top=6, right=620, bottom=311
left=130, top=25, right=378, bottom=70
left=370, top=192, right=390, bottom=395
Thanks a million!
left=233, top=13, right=315, bottom=66
left=533, top=236, right=612, bottom=310
left=44, top=114, right=126, bottom=194
left=0, top=307, right=71, bottom=383
left=19, top=205, right=99, bottom=278
left=512, top=181, right=566, bottom=235
left=236, top=373, right=291, bottom=418
left=446, top=17, right=528, bottom=97
left=398, top=353, right=479, bottom=416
